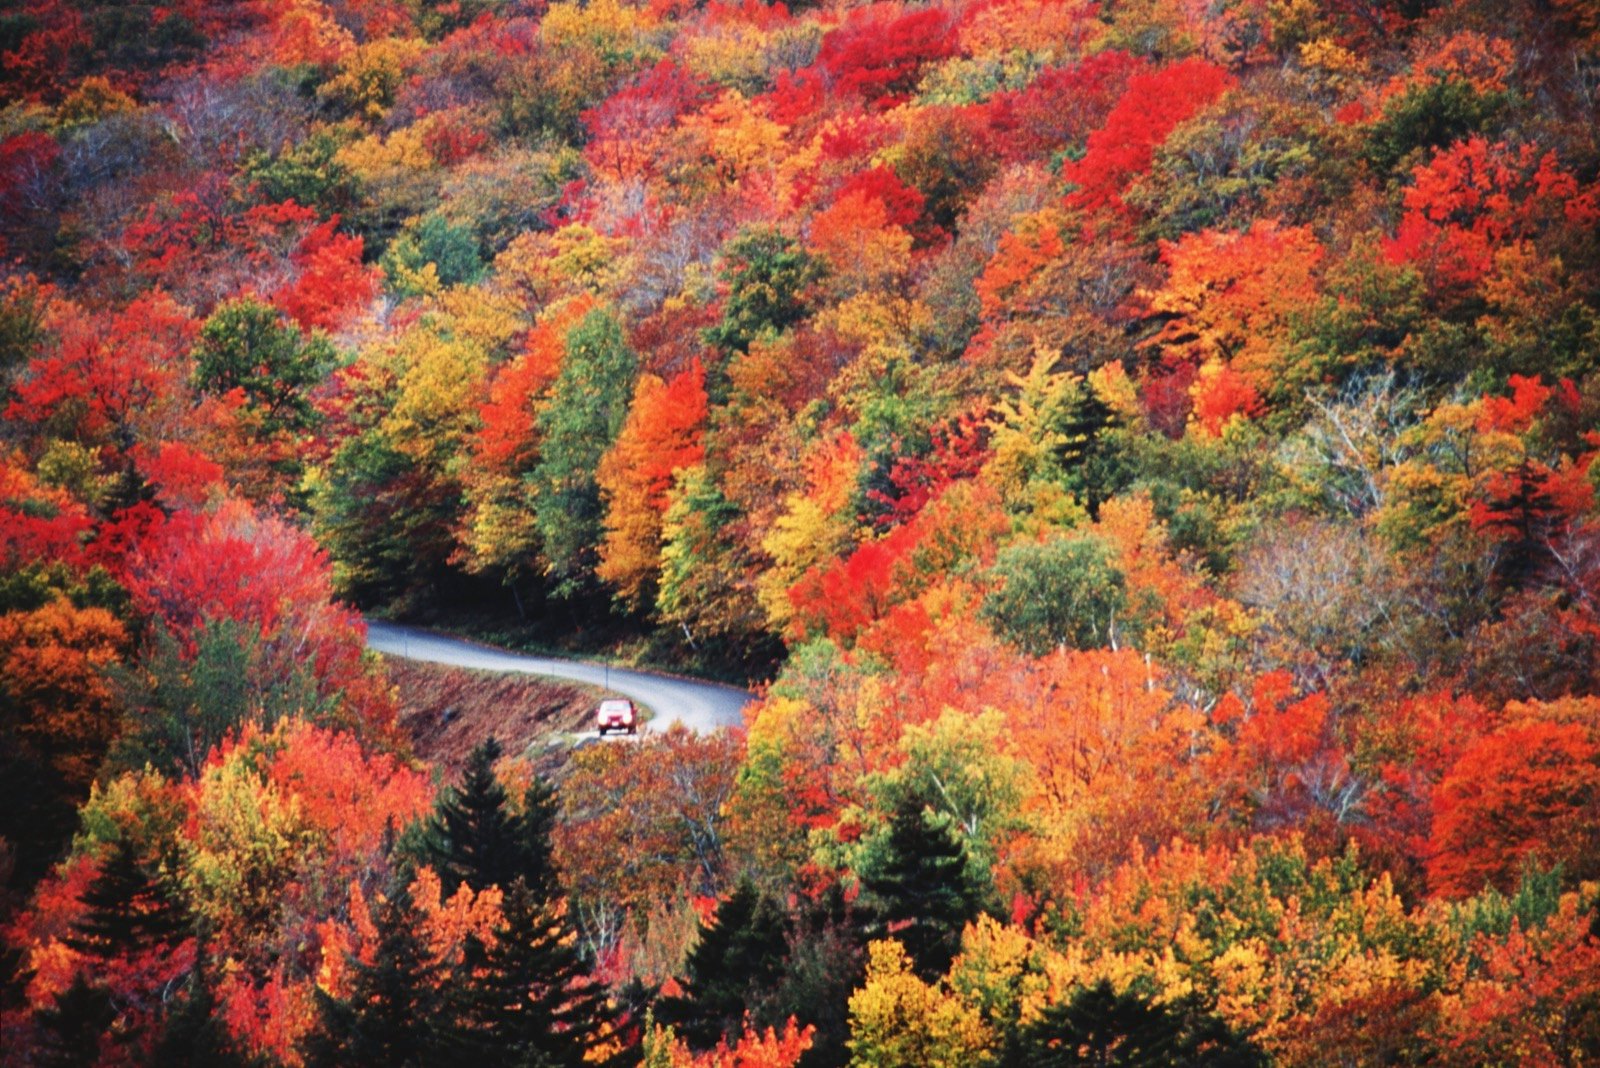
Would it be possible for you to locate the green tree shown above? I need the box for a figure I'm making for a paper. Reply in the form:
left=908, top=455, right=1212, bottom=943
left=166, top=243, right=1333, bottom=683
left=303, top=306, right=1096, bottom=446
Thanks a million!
left=32, top=977, right=115, bottom=1068
left=45, top=836, right=191, bottom=1063
left=704, top=228, right=822, bottom=357
left=192, top=298, right=333, bottom=438
left=657, top=464, right=777, bottom=671
left=455, top=877, right=616, bottom=1067
left=533, top=308, right=638, bottom=597
left=304, top=887, right=453, bottom=1068
left=84, top=3, right=206, bottom=75
left=0, top=277, right=47, bottom=384
left=415, top=737, right=560, bottom=900
left=66, top=835, right=187, bottom=961
left=309, top=429, right=461, bottom=612
left=985, top=348, right=1126, bottom=516
left=151, top=954, right=250, bottom=1068
left=981, top=533, right=1131, bottom=654
left=1008, top=981, right=1265, bottom=1068
left=381, top=212, right=487, bottom=298
left=771, top=885, right=865, bottom=1068
left=1364, top=78, right=1505, bottom=175
left=856, top=793, right=989, bottom=981
left=241, top=131, right=360, bottom=217
left=108, top=618, right=327, bottom=779
left=656, top=877, right=790, bottom=1049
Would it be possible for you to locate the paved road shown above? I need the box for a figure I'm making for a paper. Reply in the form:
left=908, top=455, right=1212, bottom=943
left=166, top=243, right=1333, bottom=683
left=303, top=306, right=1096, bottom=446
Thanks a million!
left=365, top=620, right=753, bottom=736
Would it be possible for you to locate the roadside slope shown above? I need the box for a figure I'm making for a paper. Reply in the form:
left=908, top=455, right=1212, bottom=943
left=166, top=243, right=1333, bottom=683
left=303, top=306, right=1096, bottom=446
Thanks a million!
left=366, top=620, right=753, bottom=735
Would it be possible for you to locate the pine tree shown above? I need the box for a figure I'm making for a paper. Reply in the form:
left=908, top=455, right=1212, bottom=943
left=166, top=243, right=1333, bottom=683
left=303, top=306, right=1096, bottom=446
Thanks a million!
left=656, top=877, right=790, bottom=1049
left=455, top=877, right=615, bottom=1067
left=43, top=837, right=191, bottom=1063
left=1008, top=980, right=1266, bottom=1068
left=303, top=888, right=451, bottom=1068
left=152, top=953, right=250, bottom=1068
left=65, top=835, right=187, bottom=960
left=416, top=736, right=559, bottom=898
left=32, top=977, right=115, bottom=1068
left=517, top=773, right=561, bottom=902
left=857, top=792, right=988, bottom=980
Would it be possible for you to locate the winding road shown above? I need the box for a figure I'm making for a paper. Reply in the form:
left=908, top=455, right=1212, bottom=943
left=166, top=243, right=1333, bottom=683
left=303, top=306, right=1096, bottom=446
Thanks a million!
left=365, top=620, right=753, bottom=736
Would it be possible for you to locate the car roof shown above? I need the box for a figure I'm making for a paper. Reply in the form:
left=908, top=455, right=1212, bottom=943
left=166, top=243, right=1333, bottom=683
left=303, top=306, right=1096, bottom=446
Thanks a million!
left=598, top=698, right=633, bottom=710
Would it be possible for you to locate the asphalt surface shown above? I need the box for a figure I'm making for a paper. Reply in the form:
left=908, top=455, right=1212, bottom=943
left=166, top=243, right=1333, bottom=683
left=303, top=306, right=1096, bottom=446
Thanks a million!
left=365, top=620, right=753, bottom=737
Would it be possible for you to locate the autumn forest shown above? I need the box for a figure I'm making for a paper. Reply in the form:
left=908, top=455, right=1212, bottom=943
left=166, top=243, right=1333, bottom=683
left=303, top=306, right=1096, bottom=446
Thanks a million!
left=2, top=0, right=1600, bottom=1063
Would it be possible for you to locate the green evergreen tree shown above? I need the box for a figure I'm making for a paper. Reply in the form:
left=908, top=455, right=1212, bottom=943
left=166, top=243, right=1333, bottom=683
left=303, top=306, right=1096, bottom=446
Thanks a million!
left=455, top=877, right=615, bottom=1067
left=1008, top=980, right=1265, bottom=1068
left=38, top=838, right=191, bottom=1063
left=152, top=953, right=251, bottom=1068
left=655, top=876, right=790, bottom=1049
left=518, top=773, right=561, bottom=901
left=415, top=736, right=561, bottom=899
left=532, top=308, right=638, bottom=597
left=303, top=887, right=452, bottom=1068
left=32, top=976, right=115, bottom=1068
left=65, top=836, right=186, bottom=960
left=857, top=792, right=988, bottom=981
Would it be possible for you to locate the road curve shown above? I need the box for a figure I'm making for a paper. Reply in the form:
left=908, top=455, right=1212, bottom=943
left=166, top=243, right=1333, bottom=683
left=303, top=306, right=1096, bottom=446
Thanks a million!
left=365, top=620, right=753, bottom=735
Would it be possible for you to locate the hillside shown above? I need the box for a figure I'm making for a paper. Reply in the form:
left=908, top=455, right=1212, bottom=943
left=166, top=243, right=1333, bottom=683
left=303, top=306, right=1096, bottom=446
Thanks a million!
left=3, top=0, right=1600, bottom=1064
left=382, top=654, right=603, bottom=778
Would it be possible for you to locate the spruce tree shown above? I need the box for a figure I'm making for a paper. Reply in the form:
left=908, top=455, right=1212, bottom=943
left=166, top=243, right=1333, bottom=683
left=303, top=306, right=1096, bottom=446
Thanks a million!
left=48, top=837, right=190, bottom=1062
left=456, top=877, right=614, bottom=1068
left=65, top=835, right=186, bottom=960
left=303, top=887, right=451, bottom=1068
left=857, top=792, right=988, bottom=980
left=152, top=953, right=250, bottom=1068
left=517, top=772, right=561, bottom=903
left=1008, top=980, right=1266, bottom=1068
left=32, top=977, right=115, bottom=1068
left=418, top=737, right=557, bottom=898
left=656, top=877, right=790, bottom=1049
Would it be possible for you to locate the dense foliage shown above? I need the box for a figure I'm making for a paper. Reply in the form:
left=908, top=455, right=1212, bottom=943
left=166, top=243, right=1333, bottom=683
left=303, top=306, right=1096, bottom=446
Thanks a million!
left=4, top=0, right=1600, bottom=1064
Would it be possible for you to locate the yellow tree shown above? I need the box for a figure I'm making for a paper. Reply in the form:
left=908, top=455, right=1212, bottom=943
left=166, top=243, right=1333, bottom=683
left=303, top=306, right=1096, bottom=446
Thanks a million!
left=846, top=940, right=995, bottom=1068
left=0, top=597, right=128, bottom=793
left=758, top=431, right=866, bottom=632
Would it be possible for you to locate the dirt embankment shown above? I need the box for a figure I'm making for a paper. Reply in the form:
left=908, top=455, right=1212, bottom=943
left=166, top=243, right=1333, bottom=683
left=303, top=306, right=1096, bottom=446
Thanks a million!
left=381, top=655, right=604, bottom=781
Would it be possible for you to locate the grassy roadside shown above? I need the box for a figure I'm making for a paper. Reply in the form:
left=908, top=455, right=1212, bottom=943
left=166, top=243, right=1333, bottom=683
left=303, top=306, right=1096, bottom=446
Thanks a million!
left=380, top=655, right=628, bottom=781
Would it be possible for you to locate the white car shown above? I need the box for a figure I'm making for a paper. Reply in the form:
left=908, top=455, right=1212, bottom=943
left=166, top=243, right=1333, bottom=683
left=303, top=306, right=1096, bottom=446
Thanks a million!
left=595, top=698, right=638, bottom=735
